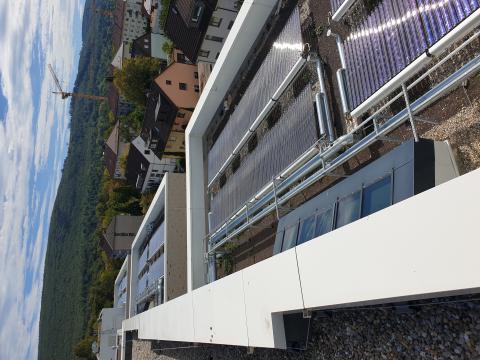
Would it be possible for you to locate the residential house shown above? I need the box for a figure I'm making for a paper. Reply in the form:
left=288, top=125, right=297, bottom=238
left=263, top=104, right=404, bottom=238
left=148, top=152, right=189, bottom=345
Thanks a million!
left=104, top=121, right=129, bottom=180
left=164, top=0, right=216, bottom=62
left=102, top=215, right=144, bottom=258
left=131, top=32, right=170, bottom=63
left=140, top=58, right=199, bottom=158
left=125, top=135, right=177, bottom=193
left=163, top=0, right=238, bottom=91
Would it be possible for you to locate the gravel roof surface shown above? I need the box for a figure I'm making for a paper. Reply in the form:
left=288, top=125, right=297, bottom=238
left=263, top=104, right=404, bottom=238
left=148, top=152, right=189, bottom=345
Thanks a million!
left=132, top=296, right=480, bottom=360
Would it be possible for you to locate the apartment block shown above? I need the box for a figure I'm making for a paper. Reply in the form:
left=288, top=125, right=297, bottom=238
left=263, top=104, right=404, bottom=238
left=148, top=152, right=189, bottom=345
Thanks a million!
left=127, top=173, right=187, bottom=316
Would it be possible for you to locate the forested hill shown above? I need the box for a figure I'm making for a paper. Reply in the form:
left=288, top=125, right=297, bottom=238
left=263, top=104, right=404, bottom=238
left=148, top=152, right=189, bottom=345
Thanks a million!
left=38, top=1, right=115, bottom=359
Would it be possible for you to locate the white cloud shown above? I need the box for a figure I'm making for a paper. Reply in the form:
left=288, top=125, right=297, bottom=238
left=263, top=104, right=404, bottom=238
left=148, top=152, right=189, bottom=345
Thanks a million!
left=0, top=0, right=84, bottom=359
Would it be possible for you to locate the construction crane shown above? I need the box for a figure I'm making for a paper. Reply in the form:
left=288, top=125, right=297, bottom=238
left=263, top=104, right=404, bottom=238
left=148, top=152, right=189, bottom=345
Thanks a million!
left=48, top=64, right=107, bottom=102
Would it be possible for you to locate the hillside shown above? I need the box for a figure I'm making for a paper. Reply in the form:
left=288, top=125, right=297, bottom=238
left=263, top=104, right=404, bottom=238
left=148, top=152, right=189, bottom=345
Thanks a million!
left=38, top=1, right=116, bottom=359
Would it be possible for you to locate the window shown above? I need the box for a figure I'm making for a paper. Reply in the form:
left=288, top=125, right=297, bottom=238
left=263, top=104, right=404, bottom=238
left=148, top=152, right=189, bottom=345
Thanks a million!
left=199, top=49, right=210, bottom=58
left=205, top=35, right=224, bottom=43
left=179, top=83, right=187, bottom=90
left=166, top=80, right=172, bottom=85
left=177, top=112, right=185, bottom=118
left=177, top=53, right=186, bottom=63
left=194, top=72, right=198, bottom=79
left=215, top=52, right=220, bottom=60
left=335, top=191, right=361, bottom=229
left=228, top=20, right=234, bottom=30
left=362, top=175, right=392, bottom=217
left=281, top=223, right=299, bottom=252
left=144, top=150, right=151, bottom=155
left=297, top=215, right=316, bottom=245
left=315, top=208, right=333, bottom=237
left=209, top=16, right=222, bottom=27
left=191, top=3, right=204, bottom=22
left=194, top=85, right=200, bottom=92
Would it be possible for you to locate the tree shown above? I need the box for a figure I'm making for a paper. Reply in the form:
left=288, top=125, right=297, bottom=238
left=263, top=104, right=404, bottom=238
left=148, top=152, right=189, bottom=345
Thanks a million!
left=162, top=40, right=174, bottom=56
left=119, top=106, right=144, bottom=141
left=73, top=337, right=96, bottom=360
left=113, top=56, right=162, bottom=106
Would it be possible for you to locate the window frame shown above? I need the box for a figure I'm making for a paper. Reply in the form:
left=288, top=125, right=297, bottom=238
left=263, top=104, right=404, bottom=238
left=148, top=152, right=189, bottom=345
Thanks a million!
left=361, top=173, right=393, bottom=217
left=334, top=190, right=362, bottom=230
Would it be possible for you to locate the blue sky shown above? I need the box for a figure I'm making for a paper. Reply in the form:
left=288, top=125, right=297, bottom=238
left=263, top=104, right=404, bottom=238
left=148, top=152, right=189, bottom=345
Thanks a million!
left=0, top=0, right=85, bottom=358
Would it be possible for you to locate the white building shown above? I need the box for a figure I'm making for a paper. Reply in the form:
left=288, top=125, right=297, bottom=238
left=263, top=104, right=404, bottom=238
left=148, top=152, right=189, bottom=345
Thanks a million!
left=122, top=0, right=149, bottom=43
left=127, top=173, right=187, bottom=316
left=125, top=136, right=177, bottom=193
left=119, top=0, right=480, bottom=356
left=95, top=307, right=124, bottom=360
left=196, top=0, right=240, bottom=64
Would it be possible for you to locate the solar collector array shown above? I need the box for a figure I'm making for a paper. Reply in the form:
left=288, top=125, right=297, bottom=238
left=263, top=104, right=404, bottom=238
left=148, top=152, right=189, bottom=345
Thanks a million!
left=207, top=7, right=303, bottom=184
left=345, top=0, right=479, bottom=109
left=210, top=87, right=318, bottom=232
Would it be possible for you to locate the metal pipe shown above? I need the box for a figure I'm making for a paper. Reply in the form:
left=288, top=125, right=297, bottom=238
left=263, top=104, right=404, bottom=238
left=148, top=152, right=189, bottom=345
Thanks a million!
left=336, top=68, right=350, bottom=116
left=315, top=58, right=335, bottom=142
left=315, top=93, right=327, bottom=136
left=207, top=252, right=216, bottom=283
left=328, top=29, right=350, bottom=115
left=327, top=29, right=347, bottom=68
left=208, top=53, right=480, bottom=253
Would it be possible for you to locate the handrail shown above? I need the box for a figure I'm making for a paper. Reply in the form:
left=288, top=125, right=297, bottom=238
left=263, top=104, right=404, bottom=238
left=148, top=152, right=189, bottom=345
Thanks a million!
left=208, top=47, right=480, bottom=254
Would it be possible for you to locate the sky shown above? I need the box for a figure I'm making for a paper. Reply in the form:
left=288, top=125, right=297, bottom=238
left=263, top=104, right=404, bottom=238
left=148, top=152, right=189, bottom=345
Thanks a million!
left=0, top=0, right=85, bottom=359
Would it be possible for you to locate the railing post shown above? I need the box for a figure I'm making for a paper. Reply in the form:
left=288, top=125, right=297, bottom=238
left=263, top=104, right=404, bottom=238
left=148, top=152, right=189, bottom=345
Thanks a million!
left=402, top=83, right=419, bottom=142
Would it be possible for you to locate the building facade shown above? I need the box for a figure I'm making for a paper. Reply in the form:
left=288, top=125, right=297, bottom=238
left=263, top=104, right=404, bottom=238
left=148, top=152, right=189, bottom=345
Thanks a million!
left=140, top=59, right=199, bottom=159
left=102, top=215, right=144, bottom=258
left=125, top=136, right=177, bottom=193
left=104, top=121, right=129, bottom=180
left=196, top=0, right=239, bottom=64
left=127, top=173, right=187, bottom=316
left=122, top=0, right=149, bottom=43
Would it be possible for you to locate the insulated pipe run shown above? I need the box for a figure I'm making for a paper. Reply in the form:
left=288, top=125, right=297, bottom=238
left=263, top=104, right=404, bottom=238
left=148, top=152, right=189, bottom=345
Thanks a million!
left=327, top=29, right=350, bottom=115
left=208, top=53, right=480, bottom=252
left=336, top=68, right=351, bottom=115
left=315, top=58, right=335, bottom=142
left=327, top=29, right=347, bottom=68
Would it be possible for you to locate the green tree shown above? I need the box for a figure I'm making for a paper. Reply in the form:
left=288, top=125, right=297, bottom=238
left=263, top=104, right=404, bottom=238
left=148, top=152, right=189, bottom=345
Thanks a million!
left=73, top=337, right=96, bottom=360
left=162, top=40, right=174, bottom=56
left=119, top=106, right=144, bottom=141
left=113, top=57, right=162, bottom=106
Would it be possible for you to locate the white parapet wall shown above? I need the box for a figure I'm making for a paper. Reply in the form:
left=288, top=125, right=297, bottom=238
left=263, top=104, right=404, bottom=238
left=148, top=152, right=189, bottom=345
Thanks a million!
left=186, top=0, right=280, bottom=291
left=123, top=168, right=480, bottom=349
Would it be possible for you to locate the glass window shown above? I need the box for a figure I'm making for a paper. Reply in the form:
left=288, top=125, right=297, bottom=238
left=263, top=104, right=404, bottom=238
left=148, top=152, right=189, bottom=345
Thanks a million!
left=362, top=176, right=392, bottom=217
left=297, top=215, right=316, bottom=245
left=335, top=191, right=361, bottom=229
left=205, top=35, right=224, bottom=43
left=179, top=83, right=187, bottom=90
left=281, top=223, right=299, bottom=252
left=228, top=20, right=234, bottom=30
left=199, top=49, right=210, bottom=58
left=166, top=80, right=172, bottom=85
left=209, top=16, right=222, bottom=27
left=315, top=208, right=333, bottom=237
